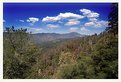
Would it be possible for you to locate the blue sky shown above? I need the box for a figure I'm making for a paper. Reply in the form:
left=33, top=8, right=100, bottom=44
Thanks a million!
left=3, top=3, right=112, bottom=35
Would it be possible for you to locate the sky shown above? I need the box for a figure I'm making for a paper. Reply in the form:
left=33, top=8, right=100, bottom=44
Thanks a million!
left=3, top=3, right=112, bottom=35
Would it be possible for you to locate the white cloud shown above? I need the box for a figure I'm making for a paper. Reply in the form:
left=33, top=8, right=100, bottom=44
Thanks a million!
left=34, top=28, right=43, bottom=31
left=58, top=12, right=84, bottom=19
left=19, top=26, right=43, bottom=34
left=85, top=22, right=95, bottom=27
left=89, top=18, right=98, bottom=22
left=65, top=19, right=80, bottom=26
left=42, top=16, right=59, bottom=22
left=27, top=17, right=39, bottom=25
left=47, top=24, right=60, bottom=29
left=97, top=20, right=108, bottom=27
left=19, top=20, right=24, bottom=22
left=80, top=9, right=99, bottom=18
left=3, top=20, right=6, bottom=22
left=80, top=9, right=108, bottom=28
left=84, top=20, right=108, bottom=28
left=30, top=28, right=43, bottom=31
left=42, top=12, right=84, bottom=22
left=88, top=12, right=99, bottom=18
left=80, top=27, right=89, bottom=31
left=69, top=27, right=78, bottom=32
left=27, top=27, right=43, bottom=34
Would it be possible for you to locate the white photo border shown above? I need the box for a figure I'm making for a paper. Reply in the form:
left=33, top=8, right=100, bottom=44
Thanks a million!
left=0, top=0, right=120, bottom=82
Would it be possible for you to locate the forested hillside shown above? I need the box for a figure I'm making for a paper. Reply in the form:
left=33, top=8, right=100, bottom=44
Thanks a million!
left=3, top=3, right=118, bottom=79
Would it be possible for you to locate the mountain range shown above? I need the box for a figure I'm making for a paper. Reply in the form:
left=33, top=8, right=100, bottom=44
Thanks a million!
left=31, top=32, right=85, bottom=44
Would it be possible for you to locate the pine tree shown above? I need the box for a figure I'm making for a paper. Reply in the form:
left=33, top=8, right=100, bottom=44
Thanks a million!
left=106, top=3, right=118, bottom=34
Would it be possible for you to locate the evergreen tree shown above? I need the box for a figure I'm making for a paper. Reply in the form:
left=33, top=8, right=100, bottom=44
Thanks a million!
left=106, top=3, right=118, bottom=34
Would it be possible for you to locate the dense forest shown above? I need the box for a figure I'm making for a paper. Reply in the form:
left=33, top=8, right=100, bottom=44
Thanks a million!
left=3, top=3, right=118, bottom=79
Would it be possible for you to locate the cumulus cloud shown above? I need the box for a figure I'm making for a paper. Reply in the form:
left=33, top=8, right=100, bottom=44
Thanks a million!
left=89, top=18, right=98, bottom=22
left=85, top=20, right=108, bottom=28
left=80, top=9, right=99, bottom=18
left=42, top=16, right=59, bottom=22
left=97, top=20, right=108, bottom=27
left=47, top=24, right=60, bottom=29
left=85, top=22, right=95, bottom=27
left=19, top=20, right=24, bottom=22
left=58, top=12, right=84, bottom=19
left=69, top=27, right=78, bottom=32
left=65, top=19, right=80, bottom=26
left=27, top=17, right=39, bottom=25
left=80, top=27, right=89, bottom=31
left=42, top=12, right=84, bottom=22
left=80, top=9, right=108, bottom=28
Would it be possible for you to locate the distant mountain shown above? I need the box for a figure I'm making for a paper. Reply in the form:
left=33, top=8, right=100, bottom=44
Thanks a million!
left=3, top=32, right=86, bottom=44
left=31, top=32, right=85, bottom=44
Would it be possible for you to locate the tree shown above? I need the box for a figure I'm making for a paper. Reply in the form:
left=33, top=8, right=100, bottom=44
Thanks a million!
left=106, top=3, right=118, bottom=34
left=3, top=26, right=39, bottom=78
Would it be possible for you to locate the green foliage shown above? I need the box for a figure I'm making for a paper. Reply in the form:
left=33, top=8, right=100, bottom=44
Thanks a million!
left=91, top=33, right=118, bottom=79
left=5, top=58, right=29, bottom=79
left=54, top=63, right=80, bottom=79
left=4, top=27, right=118, bottom=79
left=106, top=3, right=118, bottom=34
left=3, top=26, right=40, bottom=79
